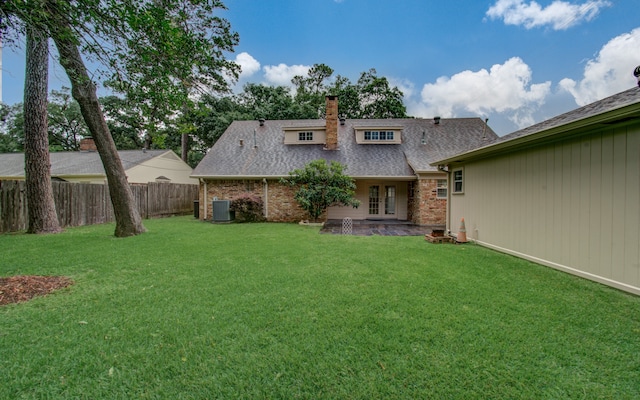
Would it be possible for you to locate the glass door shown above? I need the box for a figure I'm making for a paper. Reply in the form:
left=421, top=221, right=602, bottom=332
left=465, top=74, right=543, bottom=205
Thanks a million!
left=368, top=185, right=396, bottom=217
left=384, top=186, right=396, bottom=215
left=368, top=185, right=380, bottom=215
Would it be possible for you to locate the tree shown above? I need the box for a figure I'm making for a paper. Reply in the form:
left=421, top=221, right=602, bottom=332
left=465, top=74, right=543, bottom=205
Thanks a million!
left=181, top=94, right=252, bottom=166
left=328, top=75, right=362, bottom=119
left=282, top=159, right=360, bottom=222
left=2, top=0, right=240, bottom=237
left=1, top=90, right=89, bottom=153
left=99, top=96, right=146, bottom=150
left=292, top=64, right=334, bottom=117
left=292, top=64, right=408, bottom=119
left=238, top=83, right=315, bottom=120
left=47, top=88, right=89, bottom=151
left=52, top=25, right=147, bottom=237
left=0, top=103, right=25, bottom=152
left=23, top=24, right=61, bottom=234
left=356, top=69, right=407, bottom=119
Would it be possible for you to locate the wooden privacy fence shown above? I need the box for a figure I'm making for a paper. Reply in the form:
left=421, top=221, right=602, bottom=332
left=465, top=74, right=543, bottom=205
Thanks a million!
left=0, top=180, right=198, bottom=233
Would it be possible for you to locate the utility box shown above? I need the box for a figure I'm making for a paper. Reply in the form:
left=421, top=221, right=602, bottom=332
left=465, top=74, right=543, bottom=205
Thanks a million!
left=212, top=200, right=234, bottom=222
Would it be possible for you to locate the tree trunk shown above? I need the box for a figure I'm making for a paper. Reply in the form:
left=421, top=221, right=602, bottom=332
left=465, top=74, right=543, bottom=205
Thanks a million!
left=181, top=133, right=188, bottom=162
left=23, top=25, right=62, bottom=234
left=51, top=27, right=146, bottom=237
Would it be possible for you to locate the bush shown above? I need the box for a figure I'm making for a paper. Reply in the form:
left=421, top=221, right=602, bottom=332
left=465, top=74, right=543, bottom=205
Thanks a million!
left=281, top=159, right=359, bottom=222
left=230, top=194, right=265, bottom=222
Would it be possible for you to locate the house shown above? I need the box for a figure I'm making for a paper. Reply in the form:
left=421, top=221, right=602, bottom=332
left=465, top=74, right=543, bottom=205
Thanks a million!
left=0, top=138, right=196, bottom=185
left=432, top=86, right=640, bottom=295
left=191, top=96, right=498, bottom=224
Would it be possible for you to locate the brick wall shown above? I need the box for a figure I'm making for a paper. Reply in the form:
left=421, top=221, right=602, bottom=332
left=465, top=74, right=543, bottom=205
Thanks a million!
left=411, top=177, right=446, bottom=226
left=200, top=177, right=445, bottom=225
left=325, top=96, right=338, bottom=150
left=264, top=182, right=308, bottom=222
left=199, top=179, right=307, bottom=222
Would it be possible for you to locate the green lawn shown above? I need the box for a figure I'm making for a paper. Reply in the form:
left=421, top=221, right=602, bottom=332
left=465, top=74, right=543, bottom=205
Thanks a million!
left=1, top=217, right=639, bottom=399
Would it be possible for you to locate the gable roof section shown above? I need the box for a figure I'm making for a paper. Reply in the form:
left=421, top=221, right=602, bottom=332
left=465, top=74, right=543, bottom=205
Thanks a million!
left=432, top=86, right=640, bottom=165
left=192, top=118, right=497, bottom=179
left=0, top=149, right=174, bottom=179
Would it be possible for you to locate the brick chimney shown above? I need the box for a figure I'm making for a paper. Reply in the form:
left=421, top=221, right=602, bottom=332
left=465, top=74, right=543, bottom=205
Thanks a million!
left=325, top=95, right=338, bottom=150
left=79, top=137, right=97, bottom=152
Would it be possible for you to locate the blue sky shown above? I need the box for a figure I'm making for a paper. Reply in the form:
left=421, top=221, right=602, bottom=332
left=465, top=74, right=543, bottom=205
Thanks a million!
left=2, top=0, right=639, bottom=135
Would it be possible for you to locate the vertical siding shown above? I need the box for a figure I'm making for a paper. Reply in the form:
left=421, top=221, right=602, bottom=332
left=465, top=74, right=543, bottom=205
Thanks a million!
left=624, top=130, right=640, bottom=287
left=449, top=124, right=640, bottom=295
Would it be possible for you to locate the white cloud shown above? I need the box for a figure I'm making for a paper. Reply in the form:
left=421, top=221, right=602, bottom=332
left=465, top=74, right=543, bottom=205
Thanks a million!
left=263, top=64, right=310, bottom=87
left=559, top=27, right=640, bottom=106
left=418, top=57, right=551, bottom=128
left=486, top=0, right=611, bottom=30
left=388, top=77, right=415, bottom=99
left=235, top=52, right=261, bottom=79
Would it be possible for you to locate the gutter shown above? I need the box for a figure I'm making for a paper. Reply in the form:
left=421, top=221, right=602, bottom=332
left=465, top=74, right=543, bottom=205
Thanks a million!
left=436, top=164, right=452, bottom=235
left=190, top=174, right=418, bottom=181
left=430, top=101, right=640, bottom=166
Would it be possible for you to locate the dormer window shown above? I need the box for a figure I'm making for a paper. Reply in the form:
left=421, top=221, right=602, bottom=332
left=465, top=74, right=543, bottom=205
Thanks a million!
left=283, top=126, right=325, bottom=144
left=364, top=130, right=394, bottom=141
left=355, top=127, right=402, bottom=144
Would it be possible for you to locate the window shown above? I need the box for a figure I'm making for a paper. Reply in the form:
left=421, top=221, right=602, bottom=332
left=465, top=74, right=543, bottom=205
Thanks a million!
left=364, top=130, right=394, bottom=141
left=298, top=131, right=313, bottom=141
left=453, top=169, right=463, bottom=194
left=355, top=128, right=402, bottom=144
left=385, top=186, right=396, bottom=215
left=436, top=179, right=447, bottom=198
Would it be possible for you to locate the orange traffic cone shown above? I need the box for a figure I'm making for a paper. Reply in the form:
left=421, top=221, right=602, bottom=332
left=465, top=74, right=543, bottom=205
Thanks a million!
left=457, top=217, right=468, bottom=243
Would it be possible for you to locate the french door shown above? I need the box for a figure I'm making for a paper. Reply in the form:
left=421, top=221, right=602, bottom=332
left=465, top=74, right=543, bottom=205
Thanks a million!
left=368, top=185, right=396, bottom=217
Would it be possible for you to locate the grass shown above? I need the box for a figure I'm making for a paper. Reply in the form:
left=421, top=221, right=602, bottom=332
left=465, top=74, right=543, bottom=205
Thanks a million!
left=1, top=216, right=639, bottom=399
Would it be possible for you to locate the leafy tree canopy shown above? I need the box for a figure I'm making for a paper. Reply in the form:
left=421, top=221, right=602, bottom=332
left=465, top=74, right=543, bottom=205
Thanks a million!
left=282, top=159, right=360, bottom=222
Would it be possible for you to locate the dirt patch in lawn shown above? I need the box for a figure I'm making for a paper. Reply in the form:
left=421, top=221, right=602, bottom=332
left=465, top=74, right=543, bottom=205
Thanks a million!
left=0, top=275, right=74, bottom=306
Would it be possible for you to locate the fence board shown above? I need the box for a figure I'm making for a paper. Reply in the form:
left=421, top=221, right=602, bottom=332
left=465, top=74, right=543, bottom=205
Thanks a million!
left=0, top=181, right=28, bottom=232
left=0, top=180, right=198, bottom=233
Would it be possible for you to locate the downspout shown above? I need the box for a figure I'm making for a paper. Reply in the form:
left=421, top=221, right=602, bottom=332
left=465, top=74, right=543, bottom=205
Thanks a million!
left=263, top=178, right=269, bottom=219
left=202, top=179, right=208, bottom=220
left=437, top=164, right=451, bottom=234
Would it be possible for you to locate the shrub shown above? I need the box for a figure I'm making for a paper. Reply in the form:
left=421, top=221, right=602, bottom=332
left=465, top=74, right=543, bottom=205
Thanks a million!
left=230, top=194, right=265, bottom=222
left=281, top=159, right=360, bottom=222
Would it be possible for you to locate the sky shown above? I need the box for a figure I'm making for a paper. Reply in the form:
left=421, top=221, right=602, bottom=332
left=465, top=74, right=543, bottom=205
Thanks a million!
left=2, top=0, right=639, bottom=136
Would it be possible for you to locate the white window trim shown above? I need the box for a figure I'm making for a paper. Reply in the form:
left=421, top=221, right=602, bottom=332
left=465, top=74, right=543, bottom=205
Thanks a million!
left=452, top=168, right=464, bottom=194
left=436, top=179, right=447, bottom=199
left=298, top=131, right=314, bottom=141
left=354, top=127, right=403, bottom=144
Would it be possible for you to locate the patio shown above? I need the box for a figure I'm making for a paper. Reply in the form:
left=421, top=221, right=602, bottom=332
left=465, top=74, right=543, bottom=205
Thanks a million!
left=320, top=219, right=444, bottom=236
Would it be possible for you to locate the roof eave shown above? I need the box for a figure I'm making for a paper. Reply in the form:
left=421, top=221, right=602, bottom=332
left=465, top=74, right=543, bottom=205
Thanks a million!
left=191, top=174, right=418, bottom=181
left=191, top=174, right=289, bottom=180
left=430, top=102, right=640, bottom=166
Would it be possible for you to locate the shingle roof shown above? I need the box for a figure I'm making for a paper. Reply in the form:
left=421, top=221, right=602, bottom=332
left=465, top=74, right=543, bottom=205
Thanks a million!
left=192, top=118, right=497, bottom=178
left=431, top=86, right=640, bottom=165
left=0, top=149, right=172, bottom=178
left=498, top=86, right=640, bottom=143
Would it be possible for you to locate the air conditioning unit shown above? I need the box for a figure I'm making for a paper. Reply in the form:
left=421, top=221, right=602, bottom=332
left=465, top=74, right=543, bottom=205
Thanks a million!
left=212, top=200, right=234, bottom=222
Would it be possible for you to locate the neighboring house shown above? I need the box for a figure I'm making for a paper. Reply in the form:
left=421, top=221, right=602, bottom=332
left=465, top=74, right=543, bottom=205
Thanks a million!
left=192, top=96, right=497, bottom=224
left=0, top=138, right=196, bottom=185
left=432, top=86, right=640, bottom=295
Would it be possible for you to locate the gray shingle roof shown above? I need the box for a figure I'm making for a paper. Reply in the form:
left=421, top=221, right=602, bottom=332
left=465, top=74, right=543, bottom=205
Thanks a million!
left=0, top=149, right=172, bottom=178
left=192, top=118, right=497, bottom=178
left=431, top=86, right=640, bottom=165
left=498, top=86, right=640, bottom=143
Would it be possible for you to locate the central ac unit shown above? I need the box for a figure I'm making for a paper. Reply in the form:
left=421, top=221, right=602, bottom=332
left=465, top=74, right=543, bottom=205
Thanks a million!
left=212, top=200, right=234, bottom=222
